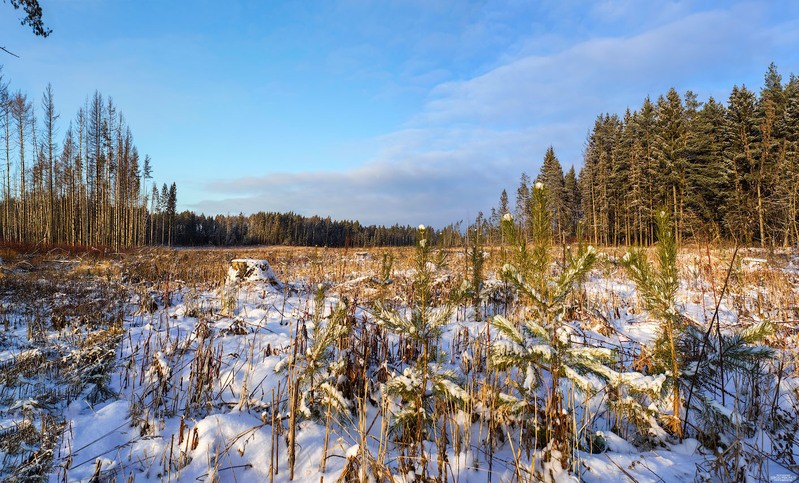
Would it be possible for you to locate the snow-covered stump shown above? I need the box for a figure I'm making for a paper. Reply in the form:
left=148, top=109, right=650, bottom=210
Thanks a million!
left=227, top=258, right=282, bottom=287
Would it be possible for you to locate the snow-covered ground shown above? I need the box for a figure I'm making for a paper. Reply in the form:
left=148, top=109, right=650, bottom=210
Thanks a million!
left=1, top=248, right=797, bottom=482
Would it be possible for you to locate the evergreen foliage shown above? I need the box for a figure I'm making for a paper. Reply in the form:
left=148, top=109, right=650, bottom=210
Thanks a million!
left=463, top=221, right=486, bottom=321
left=536, top=147, right=566, bottom=242
left=620, top=210, right=685, bottom=437
left=573, top=64, right=799, bottom=246
left=275, top=296, right=354, bottom=419
left=490, top=182, right=606, bottom=470
left=5, top=0, right=50, bottom=37
left=375, top=225, right=468, bottom=477
left=682, top=318, right=775, bottom=448
left=0, top=73, right=173, bottom=249
left=171, top=210, right=427, bottom=247
left=562, top=166, right=580, bottom=238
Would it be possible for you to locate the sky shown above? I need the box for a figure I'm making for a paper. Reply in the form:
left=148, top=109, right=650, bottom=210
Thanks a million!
left=1, top=1, right=799, bottom=227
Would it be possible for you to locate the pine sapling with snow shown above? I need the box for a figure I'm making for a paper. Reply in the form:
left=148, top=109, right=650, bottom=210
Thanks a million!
left=490, top=182, right=607, bottom=474
left=464, top=223, right=486, bottom=322
left=375, top=224, right=469, bottom=478
left=274, top=294, right=353, bottom=419
left=682, top=316, right=775, bottom=453
left=621, top=210, right=685, bottom=438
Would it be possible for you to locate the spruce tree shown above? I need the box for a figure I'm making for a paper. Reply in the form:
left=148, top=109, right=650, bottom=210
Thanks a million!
left=491, top=188, right=510, bottom=243
left=783, top=75, right=799, bottom=244
left=515, top=172, right=531, bottom=232
left=724, top=85, right=761, bottom=243
left=625, top=110, right=648, bottom=244
left=536, top=146, right=566, bottom=243
left=563, top=166, right=580, bottom=239
left=499, top=188, right=509, bottom=214
left=581, top=115, right=621, bottom=245
left=758, top=63, right=787, bottom=245
left=655, top=88, right=687, bottom=243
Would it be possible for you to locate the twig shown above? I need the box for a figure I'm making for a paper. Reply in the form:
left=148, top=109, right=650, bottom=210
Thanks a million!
left=683, top=244, right=739, bottom=435
left=0, top=46, right=20, bottom=58
left=195, top=464, right=253, bottom=480
left=637, top=456, right=669, bottom=483
left=604, top=454, right=641, bottom=482
left=58, top=420, right=130, bottom=458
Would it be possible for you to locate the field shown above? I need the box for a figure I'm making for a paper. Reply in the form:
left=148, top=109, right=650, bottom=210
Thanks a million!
left=0, top=238, right=797, bottom=482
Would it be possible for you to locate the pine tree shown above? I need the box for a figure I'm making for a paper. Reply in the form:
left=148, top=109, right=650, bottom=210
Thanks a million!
left=724, top=85, right=759, bottom=243
left=0, top=69, right=9, bottom=242
left=375, top=225, right=467, bottom=476
left=621, top=211, right=684, bottom=437
left=536, top=146, right=566, bottom=243
left=41, top=83, right=58, bottom=243
left=10, top=92, right=30, bottom=242
left=682, top=319, right=774, bottom=447
left=563, top=166, right=580, bottom=239
left=274, top=297, right=353, bottom=418
left=491, top=182, right=603, bottom=472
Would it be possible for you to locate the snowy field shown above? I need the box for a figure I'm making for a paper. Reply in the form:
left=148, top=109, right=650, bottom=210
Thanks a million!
left=0, top=242, right=797, bottom=482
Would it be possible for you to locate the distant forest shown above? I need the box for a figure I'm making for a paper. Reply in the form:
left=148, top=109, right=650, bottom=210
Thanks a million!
left=2, top=63, right=798, bottom=249
left=170, top=211, right=431, bottom=247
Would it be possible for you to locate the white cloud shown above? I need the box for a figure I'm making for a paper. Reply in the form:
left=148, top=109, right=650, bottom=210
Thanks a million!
left=196, top=2, right=798, bottom=227
left=417, top=6, right=759, bottom=128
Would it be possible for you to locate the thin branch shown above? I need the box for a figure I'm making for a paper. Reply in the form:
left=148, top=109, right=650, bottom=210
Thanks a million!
left=682, top=243, right=739, bottom=435
left=0, top=46, right=20, bottom=58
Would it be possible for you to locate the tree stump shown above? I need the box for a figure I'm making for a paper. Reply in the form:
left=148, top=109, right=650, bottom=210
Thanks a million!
left=227, top=258, right=282, bottom=287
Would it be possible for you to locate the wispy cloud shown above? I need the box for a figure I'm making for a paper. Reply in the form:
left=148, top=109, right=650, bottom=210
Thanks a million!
left=194, top=158, right=496, bottom=227
left=193, top=122, right=580, bottom=226
left=194, top=2, right=798, bottom=227
left=418, top=6, right=760, bottom=128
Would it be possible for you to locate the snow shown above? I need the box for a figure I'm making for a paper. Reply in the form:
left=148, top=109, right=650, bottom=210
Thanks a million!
left=597, top=431, right=637, bottom=454
left=345, top=443, right=360, bottom=459
left=227, top=258, right=281, bottom=285
left=0, top=247, right=790, bottom=482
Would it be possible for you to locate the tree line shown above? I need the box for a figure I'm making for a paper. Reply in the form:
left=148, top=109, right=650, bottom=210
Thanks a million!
left=170, top=211, right=426, bottom=247
left=0, top=68, right=446, bottom=250
left=6, top=63, right=798, bottom=250
left=485, top=63, right=799, bottom=248
left=0, top=67, right=178, bottom=249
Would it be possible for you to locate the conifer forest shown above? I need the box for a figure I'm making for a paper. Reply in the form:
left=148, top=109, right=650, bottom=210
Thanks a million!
left=0, top=57, right=798, bottom=482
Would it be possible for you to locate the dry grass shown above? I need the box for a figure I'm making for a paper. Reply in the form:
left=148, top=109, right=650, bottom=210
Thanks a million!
left=0, top=243, right=796, bottom=481
left=0, top=251, right=127, bottom=480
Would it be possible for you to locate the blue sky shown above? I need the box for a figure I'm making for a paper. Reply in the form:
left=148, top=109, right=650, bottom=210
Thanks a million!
left=2, top=1, right=798, bottom=227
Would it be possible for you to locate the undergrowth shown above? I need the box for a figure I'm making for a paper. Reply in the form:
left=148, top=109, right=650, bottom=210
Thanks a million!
left=0, top=240, right=796, bottom=482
